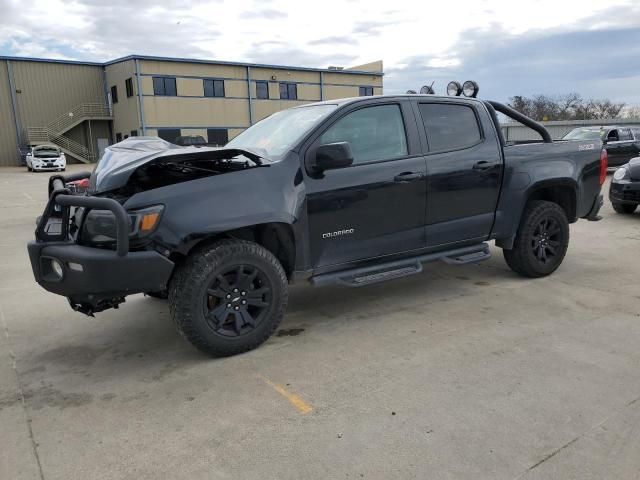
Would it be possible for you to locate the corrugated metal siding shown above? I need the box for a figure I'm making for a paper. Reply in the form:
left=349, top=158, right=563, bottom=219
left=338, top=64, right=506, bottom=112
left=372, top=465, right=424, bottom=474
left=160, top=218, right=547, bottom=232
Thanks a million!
left=502, top=119, right=640, bottom=141
left=12, top=61, right=105, bottom=131
left=0, top=61, right=19, bottom=166
left=105, top=60, right=139, bottom=138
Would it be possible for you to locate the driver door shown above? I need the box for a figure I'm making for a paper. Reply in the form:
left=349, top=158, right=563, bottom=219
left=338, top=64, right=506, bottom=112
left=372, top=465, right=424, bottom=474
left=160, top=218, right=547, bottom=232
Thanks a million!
left=304, top=102, right=427, bottom=268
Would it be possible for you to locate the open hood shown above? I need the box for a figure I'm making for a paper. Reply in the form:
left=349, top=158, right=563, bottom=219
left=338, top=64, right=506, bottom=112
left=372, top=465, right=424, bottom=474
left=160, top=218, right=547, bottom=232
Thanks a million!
left=89, top=137, right=264, bottom=194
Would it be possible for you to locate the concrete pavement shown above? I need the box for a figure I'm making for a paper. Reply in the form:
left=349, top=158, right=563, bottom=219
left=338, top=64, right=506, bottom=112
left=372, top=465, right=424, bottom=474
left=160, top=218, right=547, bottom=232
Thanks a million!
left=1, top=165, right=639, bottom=479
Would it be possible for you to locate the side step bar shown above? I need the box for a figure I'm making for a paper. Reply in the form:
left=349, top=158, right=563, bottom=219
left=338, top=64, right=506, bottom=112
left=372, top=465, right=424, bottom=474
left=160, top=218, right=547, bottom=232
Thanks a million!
left=311, top=243, right=491, bottom=288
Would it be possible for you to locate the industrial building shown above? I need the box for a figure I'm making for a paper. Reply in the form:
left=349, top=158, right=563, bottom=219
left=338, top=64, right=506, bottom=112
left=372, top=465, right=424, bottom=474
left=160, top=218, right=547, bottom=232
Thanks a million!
left=0, top=55, right=383, bottom=166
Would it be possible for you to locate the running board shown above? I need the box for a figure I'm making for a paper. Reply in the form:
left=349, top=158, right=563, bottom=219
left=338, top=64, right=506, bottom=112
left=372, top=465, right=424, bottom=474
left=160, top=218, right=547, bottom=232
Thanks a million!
left=311, top=243, right=491, bottom=287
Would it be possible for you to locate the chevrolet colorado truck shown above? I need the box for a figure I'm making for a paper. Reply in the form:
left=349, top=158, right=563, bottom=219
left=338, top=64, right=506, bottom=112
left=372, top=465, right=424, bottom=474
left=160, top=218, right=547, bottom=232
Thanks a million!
left=28, top=95, right=607, bottom=356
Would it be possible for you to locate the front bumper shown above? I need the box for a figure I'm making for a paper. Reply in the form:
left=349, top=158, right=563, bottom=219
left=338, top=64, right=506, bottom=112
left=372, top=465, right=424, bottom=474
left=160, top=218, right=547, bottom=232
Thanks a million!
left=31, top=160, right=65, bottom=171
left=27, top=173, right=174, bottom=314
left=28, top=242, right=173, bottom=313
left=609, top=180, right=640, bottom=205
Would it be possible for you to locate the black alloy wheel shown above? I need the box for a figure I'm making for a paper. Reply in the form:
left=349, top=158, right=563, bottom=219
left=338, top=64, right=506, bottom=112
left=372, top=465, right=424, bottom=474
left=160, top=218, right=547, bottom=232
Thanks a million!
left=531, top=217, right=562, bottom=264
left=203, top=264, right=272, bottom=337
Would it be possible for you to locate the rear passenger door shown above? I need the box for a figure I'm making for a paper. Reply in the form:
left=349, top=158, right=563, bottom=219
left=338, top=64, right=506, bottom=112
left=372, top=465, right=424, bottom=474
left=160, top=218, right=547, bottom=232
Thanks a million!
left=416, top=101, right=503, bottom=247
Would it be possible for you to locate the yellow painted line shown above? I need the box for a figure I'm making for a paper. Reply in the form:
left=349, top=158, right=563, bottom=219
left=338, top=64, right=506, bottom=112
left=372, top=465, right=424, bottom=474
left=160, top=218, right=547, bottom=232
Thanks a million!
left=259, top=376, right=313, bottom=414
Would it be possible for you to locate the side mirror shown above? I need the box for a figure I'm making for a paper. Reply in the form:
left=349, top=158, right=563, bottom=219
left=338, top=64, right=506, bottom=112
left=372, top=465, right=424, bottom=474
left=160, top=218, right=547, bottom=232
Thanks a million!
left=310, top=142, right=354, bottom=172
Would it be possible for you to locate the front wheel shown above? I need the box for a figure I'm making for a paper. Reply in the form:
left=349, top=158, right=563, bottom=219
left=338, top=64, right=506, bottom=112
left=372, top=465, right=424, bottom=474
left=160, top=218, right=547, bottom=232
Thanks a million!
left=169, top=240, right=288, bottom=357
left=612, top=202, right=637, bottom=214
left=503, top=200, right=570, bottom=278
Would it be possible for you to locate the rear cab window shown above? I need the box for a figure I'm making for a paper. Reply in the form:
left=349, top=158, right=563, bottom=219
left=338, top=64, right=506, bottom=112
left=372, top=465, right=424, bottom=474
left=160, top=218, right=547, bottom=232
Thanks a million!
left=418, top=103, right=482, bottom=152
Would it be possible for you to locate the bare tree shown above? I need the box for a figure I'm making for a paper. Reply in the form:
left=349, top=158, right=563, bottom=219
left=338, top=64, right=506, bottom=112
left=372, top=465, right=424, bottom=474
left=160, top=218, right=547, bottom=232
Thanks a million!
left=508, top=93, right=626, bottom=121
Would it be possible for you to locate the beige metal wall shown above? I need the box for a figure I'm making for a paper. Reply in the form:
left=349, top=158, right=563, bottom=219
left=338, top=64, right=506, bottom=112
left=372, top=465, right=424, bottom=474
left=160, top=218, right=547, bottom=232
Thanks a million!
left=11, top=61, right=105, bottom=130
left=104, top=60, right=139, bottom=139
left=135, top=59, right=384, bottom=136
left=0, top=61, right=19, bottom=166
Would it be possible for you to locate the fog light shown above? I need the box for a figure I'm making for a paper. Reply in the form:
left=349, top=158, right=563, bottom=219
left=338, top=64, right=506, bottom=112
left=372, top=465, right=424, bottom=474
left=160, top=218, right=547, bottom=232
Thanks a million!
left=51, top=258, right=64, bottom=279
left=447, top=81, right=462, bottom=96
left=462, top=80, right=479, bottom=98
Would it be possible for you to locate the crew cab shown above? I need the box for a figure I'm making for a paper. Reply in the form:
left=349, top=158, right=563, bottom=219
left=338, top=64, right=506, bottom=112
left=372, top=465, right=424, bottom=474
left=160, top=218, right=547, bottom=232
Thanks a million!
left=25, top=145, right=66, bottom=172
left=563, top=126, right=640, bottom=167
left=27, top=95, right=606, bottom=357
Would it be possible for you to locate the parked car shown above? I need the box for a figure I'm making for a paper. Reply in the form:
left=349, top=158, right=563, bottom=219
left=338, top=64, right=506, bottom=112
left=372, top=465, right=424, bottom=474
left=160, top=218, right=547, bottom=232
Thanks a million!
left=27, top=95, right=606, bottom=357
left=25, top=145, right=66, bottom=172
left=174, top=135, right=207, bottom=147
left=562, top=126, right=640, bottom=167
left=609, top=157, right=640, bottom=214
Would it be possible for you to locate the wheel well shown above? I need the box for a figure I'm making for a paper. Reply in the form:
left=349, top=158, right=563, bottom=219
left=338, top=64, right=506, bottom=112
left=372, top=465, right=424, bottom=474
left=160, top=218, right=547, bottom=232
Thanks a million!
left=527, top=184, right=577, bottom=222
left=180, top=223, right=296, bottom=279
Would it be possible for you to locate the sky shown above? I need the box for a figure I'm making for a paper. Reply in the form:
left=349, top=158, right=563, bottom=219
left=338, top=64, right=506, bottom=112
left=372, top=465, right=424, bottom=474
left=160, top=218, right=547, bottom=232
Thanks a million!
left=1, top=0, right=639, bottom=103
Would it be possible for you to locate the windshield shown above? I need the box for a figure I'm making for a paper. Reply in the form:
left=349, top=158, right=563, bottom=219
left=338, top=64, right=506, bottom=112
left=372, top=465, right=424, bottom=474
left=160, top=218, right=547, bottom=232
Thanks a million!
left=562, top=129, right=603, bottom=141
left=227, top=104, right=338, bottom=157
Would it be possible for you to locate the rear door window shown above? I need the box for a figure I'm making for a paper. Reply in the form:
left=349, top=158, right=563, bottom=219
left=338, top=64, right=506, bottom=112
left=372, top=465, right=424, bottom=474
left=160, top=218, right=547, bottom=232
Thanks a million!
left=618, top=128, right=633, bottom=141
left=418, top=103, right=482, bottom=152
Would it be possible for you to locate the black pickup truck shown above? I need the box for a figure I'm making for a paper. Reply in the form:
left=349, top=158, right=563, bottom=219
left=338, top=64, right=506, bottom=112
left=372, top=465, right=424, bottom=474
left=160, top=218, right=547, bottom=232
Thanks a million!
left=28, top=95, right=606, bottom=356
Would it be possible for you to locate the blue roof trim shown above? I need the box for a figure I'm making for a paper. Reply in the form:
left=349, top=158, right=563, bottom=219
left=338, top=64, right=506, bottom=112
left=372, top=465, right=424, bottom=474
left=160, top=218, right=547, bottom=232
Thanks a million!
left=0, top=55, right=104, bottom=66
left=0, top=54, right=383, bottom=76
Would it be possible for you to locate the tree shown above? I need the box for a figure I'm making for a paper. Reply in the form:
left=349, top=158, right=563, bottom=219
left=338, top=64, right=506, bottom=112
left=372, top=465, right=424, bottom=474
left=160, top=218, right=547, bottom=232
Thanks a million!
left=508, top=93, right=626, bottom=121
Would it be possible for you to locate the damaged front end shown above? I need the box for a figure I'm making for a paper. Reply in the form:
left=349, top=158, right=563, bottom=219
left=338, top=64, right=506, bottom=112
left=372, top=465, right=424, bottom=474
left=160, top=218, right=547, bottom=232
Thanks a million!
left=28, top=137, right=266, bottom=316
left=90, top=137, right=266, bottom=195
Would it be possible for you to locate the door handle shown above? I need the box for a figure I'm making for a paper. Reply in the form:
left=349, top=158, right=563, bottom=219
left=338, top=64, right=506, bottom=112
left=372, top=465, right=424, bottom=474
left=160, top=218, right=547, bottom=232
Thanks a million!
left=394, top=172, right=424, bottom=182
left=473, top=161, right=499, bottom=171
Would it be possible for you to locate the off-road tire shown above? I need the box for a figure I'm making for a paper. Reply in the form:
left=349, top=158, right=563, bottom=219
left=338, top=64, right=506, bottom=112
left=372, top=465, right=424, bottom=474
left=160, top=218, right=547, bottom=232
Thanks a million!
left=612, top=202, right=637, bottom=214
left=169, top=240, right=288, bottom=357
left=503, top=200, right=570, bottom=278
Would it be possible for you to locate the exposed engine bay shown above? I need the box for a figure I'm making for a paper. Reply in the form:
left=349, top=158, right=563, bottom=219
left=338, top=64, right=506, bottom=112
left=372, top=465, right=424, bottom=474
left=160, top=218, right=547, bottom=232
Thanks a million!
left=89, top=137, right=267, bottom=196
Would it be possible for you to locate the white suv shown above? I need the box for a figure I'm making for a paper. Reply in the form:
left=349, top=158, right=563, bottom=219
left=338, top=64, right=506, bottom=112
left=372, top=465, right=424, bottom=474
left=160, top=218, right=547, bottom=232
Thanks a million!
left=26, top=145, right=66, bottom=172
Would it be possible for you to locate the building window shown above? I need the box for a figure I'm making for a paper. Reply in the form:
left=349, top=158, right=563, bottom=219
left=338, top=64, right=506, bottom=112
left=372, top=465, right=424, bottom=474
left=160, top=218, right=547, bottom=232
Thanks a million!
left=207, top=128, right=229, bottom=146
left=153, top=76, right=177, bottom=96
left=110, top=85, right=118, bottom=103
left=157, top=128, right=181, bottom=144
left=359, top=86, right=374, bottom=96
left=256, top=81, right=269, bottom=99
left=204, top=79, right=225, bottom=98
left=125, top=78, right=134, bottom=97
left=115, top=132, right=122, bottom=142
left=130, top=130, right=138, bottom=137
left=279, top=82, right=297, bottom=100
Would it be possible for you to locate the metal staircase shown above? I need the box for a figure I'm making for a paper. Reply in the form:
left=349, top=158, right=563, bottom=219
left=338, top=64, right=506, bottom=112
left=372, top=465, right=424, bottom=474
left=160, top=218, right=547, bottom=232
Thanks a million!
left=25, top=103, right=112, bottom=164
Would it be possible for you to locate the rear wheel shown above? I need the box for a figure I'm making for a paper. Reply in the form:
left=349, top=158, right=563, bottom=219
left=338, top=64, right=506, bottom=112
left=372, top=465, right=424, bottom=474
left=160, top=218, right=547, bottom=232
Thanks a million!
left=612, top=202, right=637, bottom=214
left=503, top=200, right=570, bottom=278
left=169, top=240, right=288, bottom=357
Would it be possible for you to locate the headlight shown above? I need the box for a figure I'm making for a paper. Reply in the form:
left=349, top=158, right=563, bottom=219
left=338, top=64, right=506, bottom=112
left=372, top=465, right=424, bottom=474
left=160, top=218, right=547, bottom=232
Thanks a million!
left=613, top=167, right=630, bottom=182
left=81, top=205, right=164, bottom=245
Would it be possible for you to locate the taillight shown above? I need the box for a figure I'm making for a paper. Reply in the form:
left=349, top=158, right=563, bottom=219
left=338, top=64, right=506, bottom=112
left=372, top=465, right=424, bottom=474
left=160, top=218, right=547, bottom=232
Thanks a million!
left=599, top=149, right=608, bottom=186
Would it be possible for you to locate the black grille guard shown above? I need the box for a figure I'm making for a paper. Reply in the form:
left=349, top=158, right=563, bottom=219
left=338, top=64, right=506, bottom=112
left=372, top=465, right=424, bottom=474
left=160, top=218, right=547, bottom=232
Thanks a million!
left=36, top=173, right=130, bottom=257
